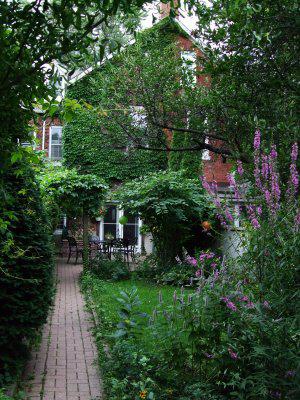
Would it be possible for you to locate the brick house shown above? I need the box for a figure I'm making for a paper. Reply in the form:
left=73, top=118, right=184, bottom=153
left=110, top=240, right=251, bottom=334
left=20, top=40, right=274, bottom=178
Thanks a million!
left=30, top=12, right=234, bottom=255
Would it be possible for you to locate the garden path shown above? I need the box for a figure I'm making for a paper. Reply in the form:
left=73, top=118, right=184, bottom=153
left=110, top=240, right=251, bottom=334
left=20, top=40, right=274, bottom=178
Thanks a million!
left=23, top=258, right=102, bottom=400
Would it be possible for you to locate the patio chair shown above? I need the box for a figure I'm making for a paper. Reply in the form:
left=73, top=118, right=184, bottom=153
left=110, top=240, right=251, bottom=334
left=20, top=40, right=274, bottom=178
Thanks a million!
left=112, top=238, right=137, bottom=264
left=67, top=237, right=83, bottom=264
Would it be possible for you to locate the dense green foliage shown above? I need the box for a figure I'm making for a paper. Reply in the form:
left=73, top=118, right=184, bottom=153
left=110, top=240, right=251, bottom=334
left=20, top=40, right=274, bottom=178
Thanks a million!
left=0, top=1, right=146, bottom=384
left=90, top=254, right=130, bottom=281
left=63, top=108, right=167, bottom=182
left=39, top=165, right=108, bottom=219
left=0, top=161, right=54, bottom=384
left=190, top=0, right=300, bottom=169
left=117, top=170, right=214, bottom=268
left=63, top=17, right=208, bottom=181
left=82, top=136, right=299, bottom=399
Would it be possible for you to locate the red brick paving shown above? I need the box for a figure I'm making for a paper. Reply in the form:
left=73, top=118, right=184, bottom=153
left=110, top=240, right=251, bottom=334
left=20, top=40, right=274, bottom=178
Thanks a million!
left=23, top=259, right=102, bottom=400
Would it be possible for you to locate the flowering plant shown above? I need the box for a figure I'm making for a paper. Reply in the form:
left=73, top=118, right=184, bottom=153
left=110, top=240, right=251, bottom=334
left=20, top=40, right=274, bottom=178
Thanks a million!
left=186, top=250, right=222, bottom=279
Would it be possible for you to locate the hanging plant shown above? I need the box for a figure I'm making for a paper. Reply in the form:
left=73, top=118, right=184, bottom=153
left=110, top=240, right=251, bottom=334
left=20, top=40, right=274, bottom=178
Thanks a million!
left=119, top=215, right=128, bottom=225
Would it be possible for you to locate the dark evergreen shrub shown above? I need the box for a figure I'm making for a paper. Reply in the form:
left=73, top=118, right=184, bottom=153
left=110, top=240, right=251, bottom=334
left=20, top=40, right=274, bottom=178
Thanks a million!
left=0, top=162, right=54, bottom=384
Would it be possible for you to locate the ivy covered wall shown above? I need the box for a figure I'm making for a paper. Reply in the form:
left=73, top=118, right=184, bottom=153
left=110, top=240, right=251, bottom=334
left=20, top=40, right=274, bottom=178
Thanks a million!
left=63, top=18, right=202, bottom=183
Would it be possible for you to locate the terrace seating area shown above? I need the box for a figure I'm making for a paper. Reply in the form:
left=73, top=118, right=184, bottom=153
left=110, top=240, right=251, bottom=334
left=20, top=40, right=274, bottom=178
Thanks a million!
left=64, top=235, right=137, bottom=264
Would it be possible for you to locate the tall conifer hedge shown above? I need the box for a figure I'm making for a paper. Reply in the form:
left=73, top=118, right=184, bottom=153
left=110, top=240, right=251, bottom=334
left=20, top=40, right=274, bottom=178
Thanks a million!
left=0, top=161, right=54, bottom=384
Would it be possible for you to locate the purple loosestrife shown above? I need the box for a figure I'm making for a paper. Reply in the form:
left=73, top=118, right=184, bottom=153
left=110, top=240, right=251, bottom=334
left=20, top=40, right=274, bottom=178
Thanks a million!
left=254, top=130, right=262, bottom=189
left=254, top=130, right=261, bottom=150
left=227, top=173, right=241, bottom=208
left=195, top=269, right=202, bottom=278
left=268, top=149, right=281, bottom=215
left=263, top=300, right=271, bottom=309
left=221, top=297, right=237, bottom=311
left=246, top=205, right=261, bottom=229
left=270, top=144, right=278, bottom=159
left=186, top=255, right=197, bottom=266
left=287, top=142, right=299, bottom=198
left=261, top=154, right=269, bottom=180
left=237, top=160, right=244, bottom=176
left=228, top=348, right=238, bottom=360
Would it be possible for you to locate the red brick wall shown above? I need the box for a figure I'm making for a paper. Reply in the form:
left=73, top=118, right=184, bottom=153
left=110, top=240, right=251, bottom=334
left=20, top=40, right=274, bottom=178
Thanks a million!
left=176, top=34, right=230, bottom=184
left=35, top=116, right=62, bottom=157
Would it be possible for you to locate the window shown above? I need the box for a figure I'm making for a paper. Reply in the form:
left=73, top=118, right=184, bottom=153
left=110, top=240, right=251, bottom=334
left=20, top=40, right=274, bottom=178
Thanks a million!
left=102, top=205, right=118, bottom=239
left=181, top=51, right=197, bottom=85
left=99, top=205, right=142, bottom=249
left=122, top=210, right=139, bottom=242
left=202, top=137, right=210, bottom=160
left=49, top=126, right=63, bottom=160
left=130, top=106, right=147, bottom=129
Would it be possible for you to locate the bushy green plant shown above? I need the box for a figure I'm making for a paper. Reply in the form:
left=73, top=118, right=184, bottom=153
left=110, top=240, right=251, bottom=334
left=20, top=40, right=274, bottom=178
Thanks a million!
left=90, top=253, right=130, bottom=281
left=101, top=134, right=299, bottom=399
left=0, top=161, right=54, bottom=384
left=117, top=170, right=214, bottom=269
left=0, top=389, right=11, bottom=400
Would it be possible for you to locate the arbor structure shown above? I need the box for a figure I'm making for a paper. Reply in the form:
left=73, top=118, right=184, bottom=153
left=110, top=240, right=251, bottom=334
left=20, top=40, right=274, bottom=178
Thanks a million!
left=40, top=166, right=108, bottom=267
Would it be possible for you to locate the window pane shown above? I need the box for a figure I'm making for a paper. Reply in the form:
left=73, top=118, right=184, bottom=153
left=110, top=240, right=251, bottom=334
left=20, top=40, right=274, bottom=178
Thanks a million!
left=123, top=225, right=138, bottom=242
left=51, top=144, right=62, bottom=159
left=104, top=224, right=117, bottom=239
left=105, top=206, right=117, bottom=223
left=123, top=210, right=138, bottom=224
left=51, top=126, right=62, bottom=144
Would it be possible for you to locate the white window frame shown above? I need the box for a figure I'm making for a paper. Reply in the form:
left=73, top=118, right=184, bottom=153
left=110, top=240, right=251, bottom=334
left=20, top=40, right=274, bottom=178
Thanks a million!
left=49, top=125, right=63, bottom=160
left=98, top=205, right=142, bottom=252
left=202, top=137, right=211, bottom=160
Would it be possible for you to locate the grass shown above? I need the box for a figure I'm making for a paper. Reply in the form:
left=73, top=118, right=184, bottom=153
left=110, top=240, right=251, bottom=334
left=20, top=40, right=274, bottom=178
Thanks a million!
left=82, top=273, right=188, bottom=337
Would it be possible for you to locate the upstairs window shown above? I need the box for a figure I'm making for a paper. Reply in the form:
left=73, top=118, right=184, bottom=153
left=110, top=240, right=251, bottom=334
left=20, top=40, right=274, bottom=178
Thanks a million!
left=49, top=126, right=63, bottom=160
left=202, top=137, right=211, bottom=160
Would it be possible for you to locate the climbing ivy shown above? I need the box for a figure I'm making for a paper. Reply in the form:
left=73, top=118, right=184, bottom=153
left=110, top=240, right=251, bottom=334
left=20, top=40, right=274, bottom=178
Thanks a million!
left=63, top=17, right=204, bottom=182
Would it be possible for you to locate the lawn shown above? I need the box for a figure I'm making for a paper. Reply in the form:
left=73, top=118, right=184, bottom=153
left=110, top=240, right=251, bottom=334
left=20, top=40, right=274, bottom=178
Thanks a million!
left=82, top=274, right=189, bottom=337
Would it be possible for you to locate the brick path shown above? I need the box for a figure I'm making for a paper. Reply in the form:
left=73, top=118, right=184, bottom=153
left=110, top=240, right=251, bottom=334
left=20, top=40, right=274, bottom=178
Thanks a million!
left=23, top=259, right=102, bottom=400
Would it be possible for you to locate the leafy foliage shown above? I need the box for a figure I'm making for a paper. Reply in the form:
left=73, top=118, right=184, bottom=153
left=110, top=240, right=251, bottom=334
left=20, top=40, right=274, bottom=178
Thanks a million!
left=63, top=17, right=208, bottom=181
left=39, top=165, right=108, bottom=218
left=90, top=253, right=130, bottom=281
left=190, top=0, right=300, bottom=168
left=0, top=161, right=54, bottom=384
left=117, top=170, right=214, bottom=268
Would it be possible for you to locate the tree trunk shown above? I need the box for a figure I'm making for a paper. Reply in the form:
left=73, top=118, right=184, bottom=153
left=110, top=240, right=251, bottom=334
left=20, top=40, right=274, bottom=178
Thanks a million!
left=82, top=209, right=89, bottom=271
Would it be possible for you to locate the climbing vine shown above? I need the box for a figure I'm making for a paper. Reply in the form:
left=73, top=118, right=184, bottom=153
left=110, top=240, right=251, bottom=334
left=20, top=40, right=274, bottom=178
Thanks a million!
left=63, top=18, right=204, bottom=182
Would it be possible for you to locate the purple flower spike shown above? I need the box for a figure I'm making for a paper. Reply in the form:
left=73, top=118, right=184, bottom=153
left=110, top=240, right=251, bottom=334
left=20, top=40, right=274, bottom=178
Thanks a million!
left=237, top=160, right=244, bottom=175
left=263, top=300, right=271, bottom=309
left=270, top=144, right=278, bottom=159
left=195, top=269, right=202, bottom=278
left=228, top=348, right=238, bottom=360
left=254, top=130, right=261, bottom=150
left=291, top=142, right=298, bottom=162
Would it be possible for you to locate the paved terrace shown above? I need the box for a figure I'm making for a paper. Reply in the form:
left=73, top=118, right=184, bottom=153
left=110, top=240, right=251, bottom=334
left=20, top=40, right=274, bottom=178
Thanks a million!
left=23, top=259, right=102, bottom=400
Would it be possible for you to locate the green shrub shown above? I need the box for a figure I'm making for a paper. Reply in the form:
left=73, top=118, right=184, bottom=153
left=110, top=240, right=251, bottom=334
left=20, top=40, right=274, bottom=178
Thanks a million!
left=89, top=253, right=130, bottom=281
left=117, top=170, right=215, bottom=269
left=0, top=162, right=54, bottom=384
